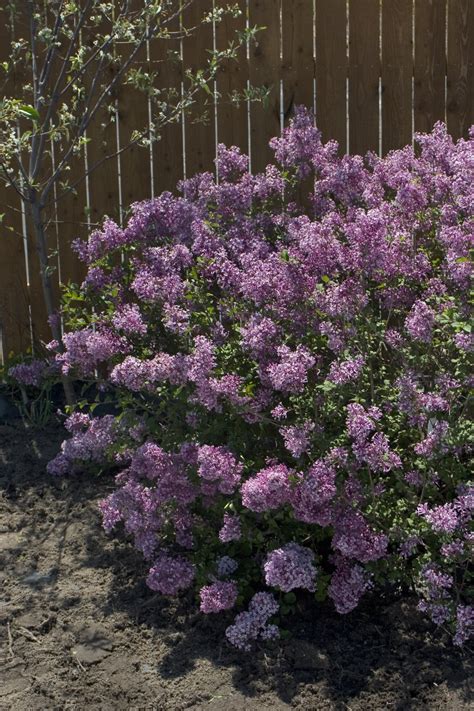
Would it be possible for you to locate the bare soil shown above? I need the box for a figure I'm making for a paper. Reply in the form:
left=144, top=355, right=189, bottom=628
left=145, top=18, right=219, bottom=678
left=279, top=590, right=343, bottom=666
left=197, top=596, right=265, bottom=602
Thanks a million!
left=0, top=420, right=472, bottom=710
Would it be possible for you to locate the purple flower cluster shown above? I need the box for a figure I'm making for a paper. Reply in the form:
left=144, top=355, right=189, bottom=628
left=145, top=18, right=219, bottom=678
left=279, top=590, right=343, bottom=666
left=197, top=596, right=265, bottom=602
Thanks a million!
left=9, top=359, right=46, bottom=387
left=332, top=509, right=388, bottom=563
left=327, top=356, right=365, bottom=385
left=291, top=460, right=336, bottom=525
left=47, top=415, right=116, bottom=475
left=263, top=543, right=317, bottom=592
left=216, top=555, right=238, bottom=577
left=197, top=445, right=243, bottom=495
left=280, top=421, right=313, bottom=458
left=225, top=593, right=279, bottom=651
left=328, top=556, right=371, bottom=614
left=266, top=345, right=315, bottom=393
left=241, top=464, right=292, bottom=512
left=146, top=554, right=195, bottom=595
left=200, top=581, right=238, bottom=613
left=219, top=513, right=242, bottom=543
left=405, top=300, right=436, bottom=343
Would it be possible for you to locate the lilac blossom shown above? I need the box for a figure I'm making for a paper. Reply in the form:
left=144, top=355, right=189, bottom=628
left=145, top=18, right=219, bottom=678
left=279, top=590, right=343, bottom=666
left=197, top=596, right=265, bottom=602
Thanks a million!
left=216, top=556, right=238, bottom=577
left=417, top=502, right=459, bottom=534
left=112, top=303, right=147, bottom=335
left=280, top=422, right=313, bottom=458
left=327, top=356, right=365, bottom=385
left=146, top=555, right=195, bottom=595
left=266, top=345, right=315, bottom=393
left=197, top=445, right=243, bottom=495
left=332, top=509, right=388, bottom=563
left=291, top=460, right=337, bottom=525
left=453, top=606, right=474, bottom=646
left=263, top=543, right=317, bottom=592
left=328, top=556, right=371, bottom=614
left=9, top=359, right=46, bottom=387
left=200, top=581, right=238, bottom=613
left=219, top=513, right=242, bottom=542
left=225, top=593, right=279, bottom=651
left=241, top=463, right=293, bottom=512
left=405, top=300, right=435, bottom=343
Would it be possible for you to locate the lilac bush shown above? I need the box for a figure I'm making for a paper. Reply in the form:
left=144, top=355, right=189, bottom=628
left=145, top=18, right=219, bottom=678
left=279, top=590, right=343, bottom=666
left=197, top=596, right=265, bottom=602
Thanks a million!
left=25, top=107, right=473, bottom=648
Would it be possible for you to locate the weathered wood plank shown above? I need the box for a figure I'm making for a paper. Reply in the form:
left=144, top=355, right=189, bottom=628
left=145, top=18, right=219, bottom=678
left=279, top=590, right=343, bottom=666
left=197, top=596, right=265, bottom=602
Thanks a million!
left=181, top=0, right=216, bottom=178
left=282, top=0, right=315, bottom=120
left=447, top=0, right=474, bottom=139
left=414, top=0, right=446, bottom=135
left=117, top=1, right=152, bottom=209
left=215, top=0, right=249, bottom=156
left=315, top=0, right=347, bottom=153
left=382, top=0, right=413, bottom=153
left=349, top=0, right=380, bottom=155
left=249, top=0, right=281, bottom=172
left=150, top=5, right=184, bottom=194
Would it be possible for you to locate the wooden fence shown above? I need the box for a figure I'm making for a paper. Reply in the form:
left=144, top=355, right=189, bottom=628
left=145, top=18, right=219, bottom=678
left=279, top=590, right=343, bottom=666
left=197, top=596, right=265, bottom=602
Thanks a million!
left=1, top=0, right=473, bottom=360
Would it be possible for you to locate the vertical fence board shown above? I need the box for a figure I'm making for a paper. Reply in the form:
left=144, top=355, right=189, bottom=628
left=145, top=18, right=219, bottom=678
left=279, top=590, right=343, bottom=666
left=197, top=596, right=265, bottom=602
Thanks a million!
left=118, top=5, right=152, bottom=210
left=35, top=6, right=88, bottom=308
left=215, top=0, right=249, bottom=155
left=249, top=0, right=281, bottom=172
left=182, top=0, right=216, bottom=178
left=281, top=0, right=314, bottom=120
left=0, top=190, right=31, bottom=360
left=349, top=0, right=380, bottom=155
left=0, top=12, right=31, bottom=360
left=315, top=0, right=347, bottom=152
left=151, top=8, right=184, bottom=194
left=382, top=0, right=413, bottom=152
left=447, top=0, right=474, bottom=139
left=85, top=13, right=122, bottom=231
left=51, top=153, right=88, bottom=294
left=414, top=0, right=446, bottom=134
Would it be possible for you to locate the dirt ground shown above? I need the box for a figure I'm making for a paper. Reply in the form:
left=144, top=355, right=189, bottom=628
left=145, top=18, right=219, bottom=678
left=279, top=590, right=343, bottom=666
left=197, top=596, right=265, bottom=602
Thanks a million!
left=0, top=420, right=472, bottom=710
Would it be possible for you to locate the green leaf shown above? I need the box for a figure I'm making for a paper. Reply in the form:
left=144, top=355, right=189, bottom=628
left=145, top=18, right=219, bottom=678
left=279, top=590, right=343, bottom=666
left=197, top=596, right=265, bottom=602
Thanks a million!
left=18, top=104, right=40, bottom=121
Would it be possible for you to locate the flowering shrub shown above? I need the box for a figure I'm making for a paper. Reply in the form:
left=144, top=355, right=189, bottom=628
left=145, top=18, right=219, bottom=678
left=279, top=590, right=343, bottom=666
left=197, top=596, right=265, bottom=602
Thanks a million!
left=34, top=107, right=473, bottom=648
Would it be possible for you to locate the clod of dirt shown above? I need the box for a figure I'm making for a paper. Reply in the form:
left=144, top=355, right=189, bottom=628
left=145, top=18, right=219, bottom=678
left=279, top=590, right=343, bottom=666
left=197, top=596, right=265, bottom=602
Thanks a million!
left=72, top=624, right=114, bottom=665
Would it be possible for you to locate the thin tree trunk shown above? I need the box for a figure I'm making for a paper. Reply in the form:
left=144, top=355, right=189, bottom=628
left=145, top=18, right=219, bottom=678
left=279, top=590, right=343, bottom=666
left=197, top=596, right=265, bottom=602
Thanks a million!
left=29, top=197, right=75, bottom=406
